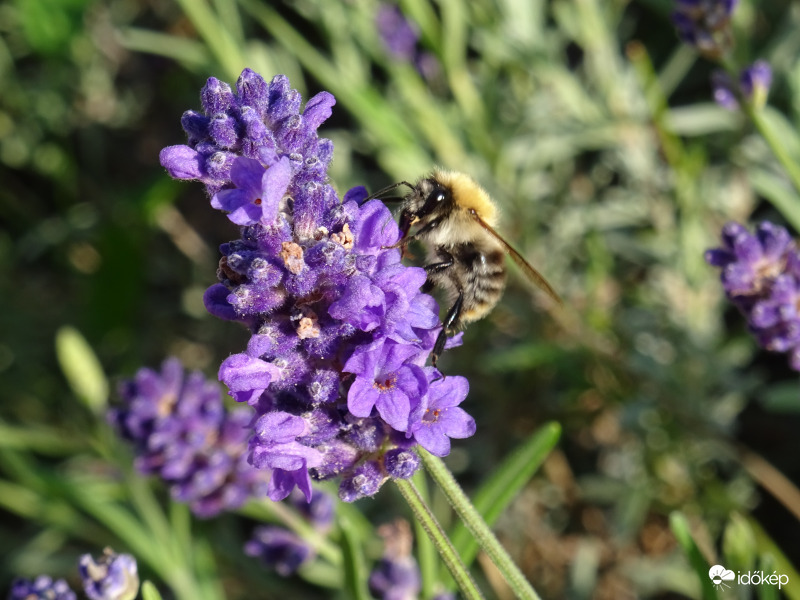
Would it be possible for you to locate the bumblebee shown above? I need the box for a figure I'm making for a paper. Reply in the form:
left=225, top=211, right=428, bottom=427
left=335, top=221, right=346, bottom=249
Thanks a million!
left=369, top=169, right=562, bottom=366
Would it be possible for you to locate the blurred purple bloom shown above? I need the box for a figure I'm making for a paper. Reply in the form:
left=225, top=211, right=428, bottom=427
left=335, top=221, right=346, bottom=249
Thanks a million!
left=245, top=526, right=312, bottom=576
left=376, top=5, right=419, bottom=61
left=110, top=357, right=268, bottom=517
left=375, top=5, right=442, bottom=83
left=369, top=520, right=421, bottom=600
left=245, top=488, right=335, bottom=576
left=291, top=488, right=336, bottom=531
left=8, top=577, right=76, bottom=600
left=161, top=70, right=475, bottom=503
left=711, top=61, right=773, bottom=110
left=672, top=0, right=737, bottom=58
left=711, top=70, right=739, bottom=110
left=740, top=60, right=772, bottom=107
left=79, top=550, right=139, bottom=600
left=706, top=221, right=800, bottom=370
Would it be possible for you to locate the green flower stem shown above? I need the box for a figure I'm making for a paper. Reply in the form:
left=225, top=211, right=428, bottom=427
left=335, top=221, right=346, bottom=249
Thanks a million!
left=748, top=107, right=800, bottom=197
left=239, top=498, right=342, bottom=566
left=394, top=479, right=485, bottom=600
left=720, top=57, right=800, bottom=197
left=411, top=470, right=440, bottom=599
left=420, top=450, right=542, bottom=600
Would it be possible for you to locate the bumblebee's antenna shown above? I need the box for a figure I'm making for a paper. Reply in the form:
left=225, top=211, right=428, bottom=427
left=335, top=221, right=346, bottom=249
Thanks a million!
left=362, top=181, right=415, bottom=204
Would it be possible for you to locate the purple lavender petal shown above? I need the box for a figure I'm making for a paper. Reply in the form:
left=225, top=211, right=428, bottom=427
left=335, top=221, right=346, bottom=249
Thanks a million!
left=302, top=91, right=336, bottom=130
left=79, top=551, right=139, bottom=600
left=159, top=145, right=206, bottom=180
left=219, top=353, right=279, bottom=404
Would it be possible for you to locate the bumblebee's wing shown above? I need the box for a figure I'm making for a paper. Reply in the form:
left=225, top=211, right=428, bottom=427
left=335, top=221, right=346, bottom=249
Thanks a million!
left=468, top=209, right=563, bottom=307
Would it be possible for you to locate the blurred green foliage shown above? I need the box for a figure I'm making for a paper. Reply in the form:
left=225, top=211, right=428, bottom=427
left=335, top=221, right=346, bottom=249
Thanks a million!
left=3, top=0, right=800, bottom=598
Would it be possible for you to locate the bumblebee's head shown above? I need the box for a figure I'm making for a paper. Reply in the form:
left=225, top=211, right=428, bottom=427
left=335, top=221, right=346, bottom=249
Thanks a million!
left=402, top=175, right=453, bottom=222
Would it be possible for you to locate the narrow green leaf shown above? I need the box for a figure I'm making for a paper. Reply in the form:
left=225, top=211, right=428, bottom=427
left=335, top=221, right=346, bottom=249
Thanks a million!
left=449, top=422, right=560, bottom=569
left=747, top=517, right=800, bottom=600
left=54, top=326, right=108, bottom=414
left=668, top=512, right=717, bottom=600
left=117, top=28, right=210, bottom=69
left=173, top=0, right=245, bottom=80
left=0, top=421, right=85, bottom=454
left=141, top=581, right=165, bottom=600
left=412, top=470, right=439, bottom=599
left=748, top=168, right=800, bottom=234
left=339, top=513, right=371, bottom=600
left=757, top=554, right=779, bottom=600
left=722, top=512, right=756, bottom=574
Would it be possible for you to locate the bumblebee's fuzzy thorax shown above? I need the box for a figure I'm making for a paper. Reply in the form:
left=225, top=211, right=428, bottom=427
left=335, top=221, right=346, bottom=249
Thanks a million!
left=431, top=169, right=498, bottom=226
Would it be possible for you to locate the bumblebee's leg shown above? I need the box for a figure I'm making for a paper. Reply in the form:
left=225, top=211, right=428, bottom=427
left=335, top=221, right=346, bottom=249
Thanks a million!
left=431, top=291, right=464, bottom=370
left=423, top=250, right=454, bottom=293
left=382, top=216, right=445, bottom=250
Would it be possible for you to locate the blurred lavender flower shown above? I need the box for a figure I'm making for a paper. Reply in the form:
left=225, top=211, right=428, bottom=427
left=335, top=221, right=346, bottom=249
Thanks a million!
left=110, top=357, right=268, bottom=517
left=79, top=549, right=139, bottom=600
left=672, top=0, right=737, bottom=58
left=369, top=520, right=421, bottom=600
left=244, top=489, right=334, bottom=576
left=711, top=70, right=739, bottom=110
left=290, top=487, right=335, bottom=531
left=376, top=5, right=419, bottom=61
left=712, top=61, right=773, bottom=110
left=740, top=60, right=773, bottom=108
left=8, top=577, right=76, bottom=600
left=705, top=221, right=800, bottom=369
left=245, top=526, right=312, bottom=576
left=160, top=69, right=475, bottom=504
left=375, top=4, right=442, bottom=84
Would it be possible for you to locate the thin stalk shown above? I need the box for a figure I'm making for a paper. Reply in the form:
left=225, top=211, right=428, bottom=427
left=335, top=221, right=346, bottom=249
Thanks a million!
left=748, top=107, right=800, bottom=197
left=394, top=479, right=485, bottom=600
left=412, top=470, right=439, bottom=599
left=719, top=57, right=800, bottom=197
left=239, top=498, right=342, bottom=565
left=420, top=451, right=542, bottom=600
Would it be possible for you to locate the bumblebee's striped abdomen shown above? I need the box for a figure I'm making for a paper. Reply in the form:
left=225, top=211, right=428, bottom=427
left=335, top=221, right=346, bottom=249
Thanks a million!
left=445, top=242, right=506, bottom=325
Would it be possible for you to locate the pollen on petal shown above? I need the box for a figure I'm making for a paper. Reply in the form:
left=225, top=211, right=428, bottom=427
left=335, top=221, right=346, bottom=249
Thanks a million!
left=280, top=241, right=305, bottom=274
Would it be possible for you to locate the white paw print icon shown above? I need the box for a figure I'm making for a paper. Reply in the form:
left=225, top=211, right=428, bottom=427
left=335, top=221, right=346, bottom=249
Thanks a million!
left=709, top=565, right=735, bottom=590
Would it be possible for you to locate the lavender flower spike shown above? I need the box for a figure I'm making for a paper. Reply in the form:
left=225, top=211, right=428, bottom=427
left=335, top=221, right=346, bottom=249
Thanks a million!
left=369, top=520, right=421, bottom=600
left=711, top=61, right=773, bottom=110
left=110, top=357, right=269, bottom=517
left=161, top=69, right=476, bottom=503
left=672, top=0, right=737, bottom=58
left=245, top=526, right=313, bottom=576
left=376, top=4, right=420, bottom=61
left=8, top=577, right=76, bottom=600
left=740, top=60, right=772, bottom=109
left=79, top=549, right=139, bottom=600
left=244, top=489, right=335, bottom=576
left=706, top=221, right=800, bottom=370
